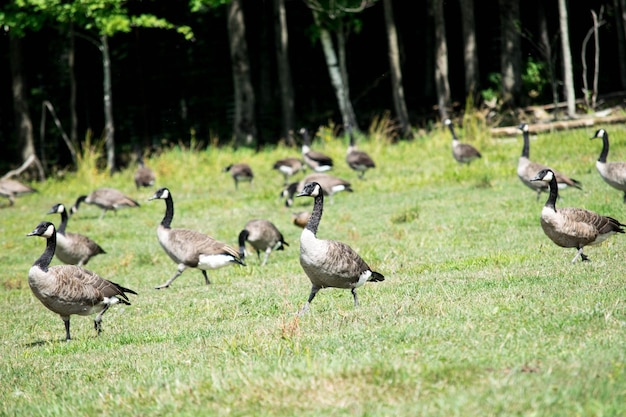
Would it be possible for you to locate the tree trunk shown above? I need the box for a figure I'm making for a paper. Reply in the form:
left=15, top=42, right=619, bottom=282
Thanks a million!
left=68, top=24, right=78, bottom=146
left=312, top=11, right=358, bottom=131
left=459, top=0, right=479, bottom=97
left=499, top=0, right=522, bottom=108
left=273, top=0, right=295, bottom=146
left=616, top=0, right=626, bottom=89
left=558, top=0, right=576, bottom=118
left=101, top=34, right=116, bottom=175
left=431, top=0, right=450, bottom=120
left=227, top=0, right=257, bottom=147
left=537, top=2, right=560, bottom=116
left=383, top=0, right=412, bottom=139
left=9, top=36, right=36, bottom=165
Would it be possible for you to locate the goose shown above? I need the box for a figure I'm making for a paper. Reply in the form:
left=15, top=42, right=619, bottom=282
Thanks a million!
left=531, top=168, right=625, bottom=263
left=345, top=124, right=376, bottom=179
left=281, top=173, right=352, bottom=207
left=224, top=163, right=254, bottom=189
left=273, top=157, right=304, bottom=184
left=70, top=187, right=140, bottom=219
left=591, top=129, right=626, bottom=202
left=444, top=118, right=482, bottom=165
left=26, top=221, right=137, bottom=341
left=295, top=181, right=384, bottom=314
left=0, top=178, right=36, bottom=206
left=47, top=203, right=106, bottom=266
left=299, top=127, right=334, bottom=172
left=134, top=150, right=156, bottom=189
left=292, top=211, right=311, bottom=229
left=149, top=187, right=245, bottom=289
left=517, top=123, right=582, bottom=200
left=237, top=219, right=288, bottom=266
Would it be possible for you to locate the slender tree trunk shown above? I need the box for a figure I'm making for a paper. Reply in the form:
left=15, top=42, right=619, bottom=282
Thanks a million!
left=311, top=11, right=358, bottom=131
left=558, top=0, right=576, bottom=118
left=615, top=0, right=626, bottom=89
left=537, top=2, right=559, bottom=116
left=273, top=0, right=295, bottom=145
left=499, top=0, right=522, bottom=108
left=459, top=0, right=479, bottom=97
left=227, top=0, right=257, bottom=147
left=100, top=34, right=116, bottom=174
left=431, top=0, right=450, bottom=120
left=383, top=0, right=412, bottom=139
left=68, top=24, right=78, bottom=146
left=9, top=36, right=36, bottom=165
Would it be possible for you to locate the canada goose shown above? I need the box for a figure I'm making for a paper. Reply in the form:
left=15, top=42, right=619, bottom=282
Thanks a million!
left=517, top=123, right=582, bottom=200
left=295, top=182, right=384, bottom=314
left=299, top=127, right=334, bottom=172
left=134, top=150, right=156, bottom=189
left=70, top=187, right=140, bottom=219
left=224, top=163, right=254, bottom=189
left=281, top=173, right=352, bottom=207
left=345, top=124, right=376, bottom=179
left=292, top=211, right=311, bottom=229
left=26, top=221, right=137, bottom=341
left=591, top=129, right=626, bottom=202
left=237, top=219, right=288, bottom=266
left=0, top=178, right=36, bottom=206
left=531, top=168, right=625, bottom=263
left=149, top=187, right=245, bottom=289
left=444, top=118, right=482, bottom=165
left=273, top=157, right=303, bottom=184
left=47, top=203, right=106, bottom=266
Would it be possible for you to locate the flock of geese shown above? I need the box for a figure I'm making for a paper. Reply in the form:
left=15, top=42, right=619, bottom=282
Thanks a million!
left=10, top=122, right=626, bottom=340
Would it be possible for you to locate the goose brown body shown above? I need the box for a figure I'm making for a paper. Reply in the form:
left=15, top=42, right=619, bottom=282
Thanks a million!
left=0, top=178, right=36, bottom=206
left=281, top=173, right=352, bottom=207
left=224, top=163, right=254, bottom=189
left=296, top=182, right=384, bottom=314
left=345, top=124, right=376, bottom=179
left=592, top=129, right=626, bottom=202
left=444, top=119, right=482, bottom=165
left=70, top=187, right=140, bottom=219
left=273, top=157, right=303, bottom=184
left=27, top=221, right=136, bottom=341
left=531, top=169, right=625, bottom=263
left=238, top=219, right=288, bottom=266
left=299, top=128, right=334, bottom=172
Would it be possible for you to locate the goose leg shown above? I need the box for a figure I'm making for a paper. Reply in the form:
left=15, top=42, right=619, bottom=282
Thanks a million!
left=62, top=316, right=71, bottom=341
left=298, top=285, right=320, bottom=316
left=155, top=265, right=186, bottom=289
left=571, top=247, right=589, bottom=263
left=351, top=288, right=359, bottom=307
left=202, top=270, right=211, bottom=285
left=94, top=304, right=111, bottom=335
left=262, top=248, right=271, bottom=266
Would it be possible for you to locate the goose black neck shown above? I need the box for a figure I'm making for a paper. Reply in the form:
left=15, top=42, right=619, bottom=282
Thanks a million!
left=35, top=231, right=56, bottom=271
left=544, top=174, right=559, bottom=210
left=447, top=124, right=458, bottom=140
left=305, top=192, right=324, bottom=235
left=598, top=132, right=609, bottom=163
left=161, top=195, right=175, bottom=229
left=521, top=130, right=530, bottom=158
left=73, top=195, right=86, bottom=211
left=57, top=208, right=69, bottom=235
left=238, top=229, right=249, bottom=254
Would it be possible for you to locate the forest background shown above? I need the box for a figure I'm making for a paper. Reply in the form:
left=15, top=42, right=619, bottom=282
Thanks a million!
left=0, top=0, right=624, bottom=175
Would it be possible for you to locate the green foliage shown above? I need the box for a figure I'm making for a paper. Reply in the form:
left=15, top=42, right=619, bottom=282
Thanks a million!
left=2, top=122, right=626, bottom=415
left=522, top=57, right=547, bottom=100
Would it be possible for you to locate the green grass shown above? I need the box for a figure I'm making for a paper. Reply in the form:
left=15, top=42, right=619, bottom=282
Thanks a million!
left=2, top=124, right=626, bottom=416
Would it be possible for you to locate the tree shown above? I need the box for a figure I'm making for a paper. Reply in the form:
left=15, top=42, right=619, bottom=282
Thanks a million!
left=274, top=0, right=296, bottom=145
left=431, top=0, right=450, bottom=121
left=499, top=0, right=522, bottom=108
left=382, top=0, right=412, bottom=139
left=558, top=0, right=576, bottom=118
left=458, top=0, right=479, bottom=97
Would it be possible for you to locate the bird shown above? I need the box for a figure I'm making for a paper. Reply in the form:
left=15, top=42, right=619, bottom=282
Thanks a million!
left=295, top=181, right=384, bottom=314
left=517, top=123, right=582, bottom=200
left=281, top=173, right=352, bottom=207
left=224, top=163, right=254, bottom=189
left=299, top=127, right=334, bottom=172
left=70, top=187, right=140, bottom=219
left=133, top=148, right=156, bottom=189
left=273, top=157, right=304, bottom=184
left=148, top=187, right=245, bottom=289
left=444, top=118, right=482, bottom=165
left=531, top=168, right=625, bottom=263
left=345, top=124, right=376, bottom=179
left=591, top=129, right=626, bottom=203
left=237, top=219, right=288, bottom=266
left=292, top=211, right=311, bottom=229
left=47, top=203, right=106, bottom=266
left=0, top=178, right=36, bottom=206
left=26, top=221, right=137, bottom=341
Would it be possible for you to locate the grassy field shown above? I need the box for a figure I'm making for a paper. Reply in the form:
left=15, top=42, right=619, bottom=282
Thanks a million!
left=2, top=121, right=626, bottom=416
